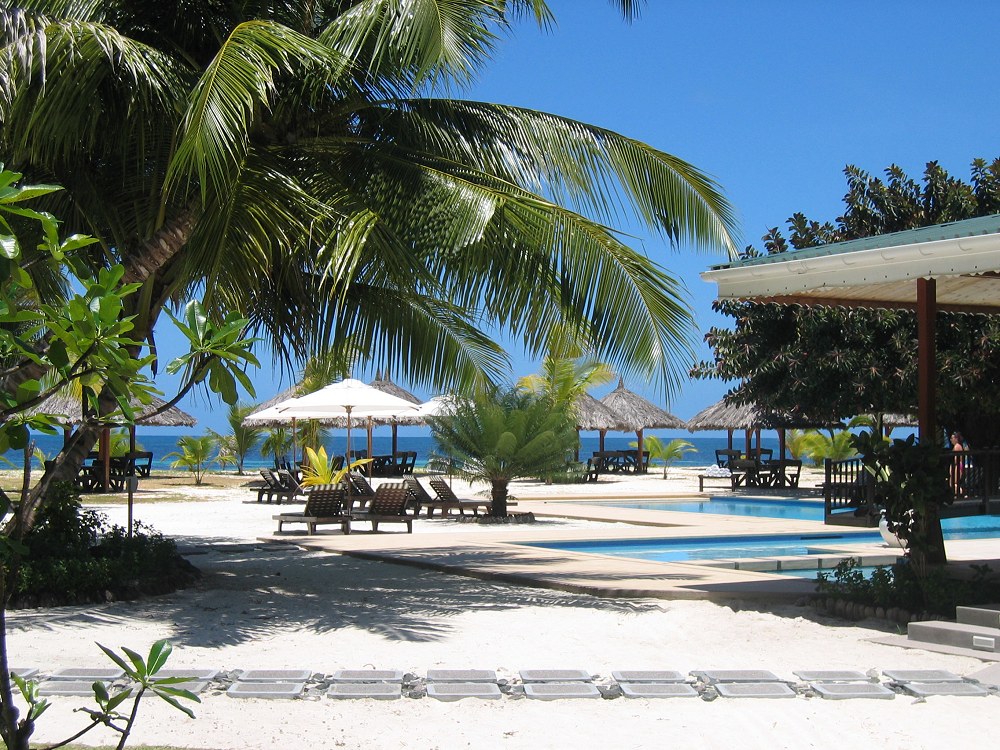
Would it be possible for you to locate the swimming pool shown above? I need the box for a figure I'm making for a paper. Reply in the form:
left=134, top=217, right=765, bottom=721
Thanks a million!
left=525, top=531, right=882, bottom=563
left=591, top=497, right=1000, bottom=537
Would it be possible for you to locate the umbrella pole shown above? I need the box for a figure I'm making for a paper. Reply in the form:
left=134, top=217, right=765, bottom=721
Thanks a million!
left=367, top=417, right=374, bottom=478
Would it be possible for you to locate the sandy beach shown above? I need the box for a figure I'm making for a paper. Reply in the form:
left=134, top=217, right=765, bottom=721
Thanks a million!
left=9, top=468, right=1000, bottom=749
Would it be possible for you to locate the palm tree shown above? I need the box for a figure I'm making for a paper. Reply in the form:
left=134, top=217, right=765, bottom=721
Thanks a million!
left=633, top=435, right=695, bottom=479
left=260, top=428, right=293, bottom=468
left=1, top=2, right=737, bottom=504
left=518, top=350, right=616, bottom=417
left=208, top=403, right=263, bottom=475
left=430, top=388, right=577, bottom=516
left=163, top=435, right=215, bottom=485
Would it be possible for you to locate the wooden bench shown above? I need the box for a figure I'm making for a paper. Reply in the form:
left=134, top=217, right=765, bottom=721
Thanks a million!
left=698, top=473, right=734, bottom=492
left=273, top=485, right=351, bottom=534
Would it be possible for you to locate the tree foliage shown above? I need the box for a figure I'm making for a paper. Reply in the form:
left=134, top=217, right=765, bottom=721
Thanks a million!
left=693, top=158, right=1000, bottom=446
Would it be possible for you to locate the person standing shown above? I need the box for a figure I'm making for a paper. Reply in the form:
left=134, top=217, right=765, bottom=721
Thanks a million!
left=950, top=431, right=967, bottom=495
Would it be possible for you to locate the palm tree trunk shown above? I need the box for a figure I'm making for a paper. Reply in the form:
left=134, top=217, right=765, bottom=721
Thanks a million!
left=490, top=479, right=509, bottom=517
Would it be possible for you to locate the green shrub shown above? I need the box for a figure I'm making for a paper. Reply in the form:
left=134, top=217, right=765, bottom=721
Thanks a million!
left=13, top=482, right=197, bottom=606
left=816, top=557, right=1000, bottom=617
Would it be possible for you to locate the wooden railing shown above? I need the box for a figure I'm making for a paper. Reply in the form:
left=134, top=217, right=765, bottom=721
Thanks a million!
left=824, top=449, right=1000, bottom=527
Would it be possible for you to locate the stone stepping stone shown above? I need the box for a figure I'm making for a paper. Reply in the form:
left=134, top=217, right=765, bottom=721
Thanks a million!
left=426, top=669, right=497, bottom=683
left=426, top=683, right=502, bottom=701
left=620, top=683, right=698, bottom=699
left=238, top=669, right=312, bottom=682
left=693, top=670, right=782, bottom=684
left=794, top=670, right=870, bottom=683
left=715, top=682, right=796, bottom=699
left=48, top=667, right=124, bottom=681
left=612, top=670, right=686, bottom=683
left=901, top=682, right=990, bottom=697
left=227, top=682, right=304, bottom=699
left=167, top=681, right=210, bottom=694
left=327, top=683, right=401, bottom=700
left=882, top=669, right=964, bottom=683
left=967, top=663, right=1000, bottom=687
left=8, top=668, right=37, bottom=680
left=523, top=683, right=601, bottom=700
left=154, top=668, right=219, bottom=681
left=330, top=669, right=404, bottom=683
left=38, top=680, right=109, bottom=696
left=519, top=669, right=591, bottom=683
left=811, top=683, right=895, bottom=700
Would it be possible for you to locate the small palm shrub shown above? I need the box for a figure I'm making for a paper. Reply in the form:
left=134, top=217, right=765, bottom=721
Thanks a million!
left=164, top=435, right=216, bottom=485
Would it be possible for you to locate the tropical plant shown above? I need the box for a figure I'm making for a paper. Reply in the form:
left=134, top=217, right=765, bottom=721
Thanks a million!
left=632, top=436, right=695, bottom=478
left=260, top=428, right=293, bottom=468
left=299, top=446, right=370, bottom=487
left=207, top=403, right=263, bottom=475
left=429, top=387, right=577, bottom=516
left=12, top=639, right=198, bottom=750
left=853, top=430, right=952, bottom=570
left=784, top=430, right=810, bottom=461
left=693, top=158, right=1000, bottom=447
left=1, top=1, right=737, bottom=446
left=163, top=436, right=216, bottom=486
left=518, top=350, right=615, bottom=418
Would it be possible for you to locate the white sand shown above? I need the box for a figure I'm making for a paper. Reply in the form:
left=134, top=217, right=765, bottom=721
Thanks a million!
left=10, top=470, right=999, bottom=749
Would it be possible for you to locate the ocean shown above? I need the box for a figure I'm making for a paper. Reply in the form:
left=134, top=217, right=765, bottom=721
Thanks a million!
left=5, top=431, right=785, bottom=472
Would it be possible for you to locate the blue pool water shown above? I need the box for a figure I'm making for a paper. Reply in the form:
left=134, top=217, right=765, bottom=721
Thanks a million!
left=592, top=498, right=1000, bottom=538
left=525, top=532, right=883, bottom=563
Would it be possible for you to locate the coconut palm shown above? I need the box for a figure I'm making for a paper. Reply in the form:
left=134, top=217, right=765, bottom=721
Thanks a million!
left=518, top=351, right=616, bottom=418
left=429, top=387, right=577, bottom=516
left=208, top=403, right=264, bottom=475
left=0, top=1, right=736, bottom=403
left=260, top=428, right=294, bottom=468
left=632, top=435, right=695, bottom=479
left=163, top=435, right=215, bottom=485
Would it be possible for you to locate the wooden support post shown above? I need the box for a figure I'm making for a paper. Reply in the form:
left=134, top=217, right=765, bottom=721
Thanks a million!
left=916, top=277, right=937, bottom=444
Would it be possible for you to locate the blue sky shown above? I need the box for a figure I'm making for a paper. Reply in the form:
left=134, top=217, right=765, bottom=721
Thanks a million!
left=153, top=2, right=1000, bottom=435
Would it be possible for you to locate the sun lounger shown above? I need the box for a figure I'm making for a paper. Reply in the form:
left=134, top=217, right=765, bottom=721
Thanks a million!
left=403, top=477, right=466, bottom=516
left=273, top=485, right=351, bottom=534
left=351, top=483, right=414, bottom=533
left=428, top=478, right=493, bottom=515
left=256, top=469, right=289, bottom=503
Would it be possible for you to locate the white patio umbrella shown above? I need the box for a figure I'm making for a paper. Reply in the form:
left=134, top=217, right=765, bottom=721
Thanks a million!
left=270, top=378, right=420, bottom=469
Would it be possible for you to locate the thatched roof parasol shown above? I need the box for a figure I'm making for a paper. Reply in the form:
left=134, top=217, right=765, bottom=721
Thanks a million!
left=27, top=392, right=196, bottom=427
left=574, top=393, right=628, bottom=431
left=369, top=374, right=421, bottom=404
left=598, top=380, right=686, bottom=431
left=685, top=399, right=828, bottom=432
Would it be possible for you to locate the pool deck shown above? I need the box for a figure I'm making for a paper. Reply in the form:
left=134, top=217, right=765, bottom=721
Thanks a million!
left=258, top=494, right=1000, bottom=603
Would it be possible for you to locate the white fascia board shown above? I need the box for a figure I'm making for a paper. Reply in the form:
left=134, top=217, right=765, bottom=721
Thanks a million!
left=701, top=232, right=1000, bottom=299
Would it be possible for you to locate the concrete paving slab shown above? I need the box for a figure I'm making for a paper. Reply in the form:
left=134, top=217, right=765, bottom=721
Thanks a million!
left=523, top=683, right=601, bottom=700
left=238, top=669, right=312, bottom=682
left=39, top=680, right=109, bottom=696
left=168, top=681, right=210, bottom=694
left=620, top=683, right=698, bottom=698
left=327, top=683, right=401, bottom=700
left=426, top=669, right=497, bottom=683
left=715, top=682, right=796, bottom=699
left=8, top=668, right=37, bottom=680
left=811, top=683, right=895, bottom=700
left=612, top=670, right=686, bottom=683
left=869, top=634, right=1000, bottom=661
left=901, top=682, right=991, bottom=697
left=48, top=667, right=124, bottom=681
left=967, top=663, right=1000, bottom=687
left=227, top=682, right=304, bottom=699
left=426, top=683, right=502, bottom=701
left=519, top=669, right=592, bottom=683
left=330, top=669, right=404, bottom=683
left=882, top=669, right=964, bottom=683
left=693, top=669, right=782, bottom=684
left=793, top=670, right=870, bottom=682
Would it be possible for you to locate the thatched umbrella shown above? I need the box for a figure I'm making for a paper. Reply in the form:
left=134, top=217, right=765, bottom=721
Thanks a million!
left=571, top=392, right=628, bottom=458
left=686, top=397, right=831, bottom=459
left=28, top=392, right=196, bottom=518
left=368, top=374, right=421, bottom=454
left=599, top=379, right=686, bottom=469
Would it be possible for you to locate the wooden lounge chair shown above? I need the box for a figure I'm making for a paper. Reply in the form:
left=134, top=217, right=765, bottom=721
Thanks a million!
left=351, top=483, right=414, bottom=533
left=428, top=478, right=493, bottom=515
left=346, top=472, right=377, bottom=509
left=403, top=477, right=465, bottom=516
left=256, top=468, right=300, bottom=504
left=273, top=485, right=351, bottom=534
